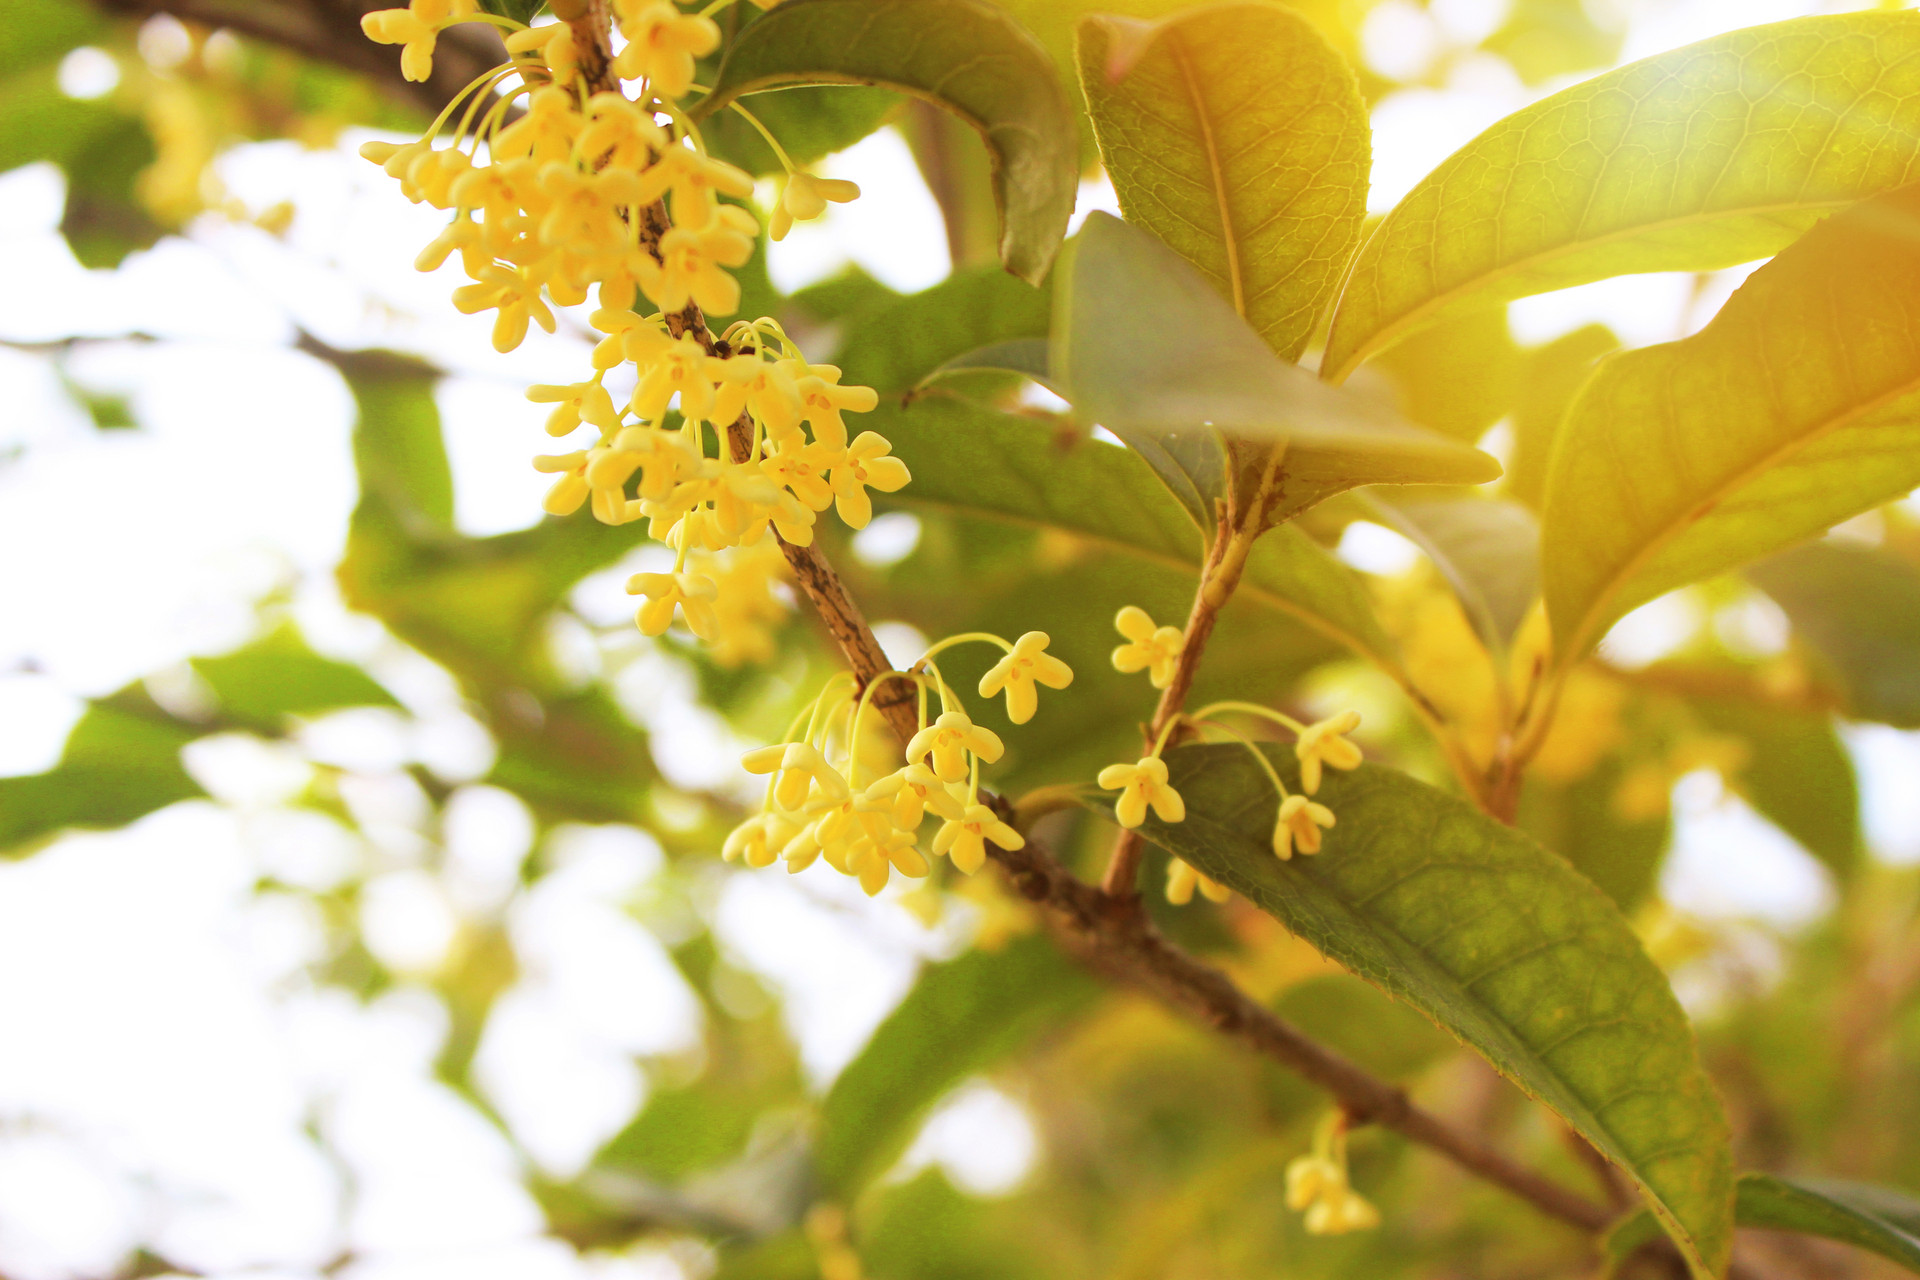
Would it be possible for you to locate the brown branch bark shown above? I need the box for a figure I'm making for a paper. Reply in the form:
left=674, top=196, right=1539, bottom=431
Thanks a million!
left=174, top=0, right=1617, bottom=1243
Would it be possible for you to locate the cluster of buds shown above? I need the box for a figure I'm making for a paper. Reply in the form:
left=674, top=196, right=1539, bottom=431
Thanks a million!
left=1101, top=606, right=1364, bottom=904
left=359, top=0, right=891, bottom=665
left=1286, top=1113, right=1381, bottom=1235
left=725, top=633, right=1073, bottom=895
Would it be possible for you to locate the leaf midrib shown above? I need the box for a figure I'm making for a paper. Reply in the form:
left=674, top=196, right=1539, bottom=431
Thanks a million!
left=1557, top=363, right=1920, bottom=662
left=1165, top=27, right=1245, bottom=318
left=1328, top=197, right=1849, bottom=382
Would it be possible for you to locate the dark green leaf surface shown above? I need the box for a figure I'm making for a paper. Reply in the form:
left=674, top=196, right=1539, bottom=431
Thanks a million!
left=1077, top=2, right=1368, bottom=361
left=1326, top=11, right=1920, bottom=378
left=1692, top=696, right=1860, bottom=880
left=1542, top=186, right=1920, bottom=662
left=814, top=934, right=1100, bottom=1196
left=1107, top=745, right=1735, bottom=1278
left=1058, top=214, right=1500, bottom=525
left=1519, top=755, right=1671, bottom=911
left=697, top=0, right=1078, bottom=283
left=703, top=85, right=901, bottom=177
left=836, top=264, right=1051, bottom=393
left=1749, top=541, right=1920, bottom=729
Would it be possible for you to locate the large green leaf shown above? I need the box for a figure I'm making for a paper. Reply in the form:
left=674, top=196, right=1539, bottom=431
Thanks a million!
left=1105, top=745, right=1735, bottom=1278
left=1076, top=2, right=1368, bottom=362
left=1749, top=540, right=1920, bottom=729
left=695, top=0, right=1078, bottom=284
left=0, top=687, right=205, bottom=855
left=1324, top=11, right=1920, bottom=379
left=870, top=395, right=1402, bottom=675
left=1541, top=186, right=1920, bottom=662
left=1057, top=213, right=1501, bottom=525
left=701, top=85, right=902, bottom=177
left=1506, top=324, right=1619, bottom=511
left=1610, top=1172, right=1920, bottom=1276
left=1519, top=753, right=1671, bottom=911
left=814, top=934, right=1100, bottom=1196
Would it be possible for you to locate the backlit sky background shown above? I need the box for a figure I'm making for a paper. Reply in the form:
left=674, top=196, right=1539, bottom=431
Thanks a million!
left=2, top=1, right=1917, bottom=1277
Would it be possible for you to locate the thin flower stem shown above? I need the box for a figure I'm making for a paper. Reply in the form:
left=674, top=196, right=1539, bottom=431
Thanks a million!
left=917, top=631, right=1014, bottom=664
left=726, top=100, right=799, bottom=173
left=1191, top=699, right=1307, bottom=736
left=1193, top=720, right=1291, bottom=802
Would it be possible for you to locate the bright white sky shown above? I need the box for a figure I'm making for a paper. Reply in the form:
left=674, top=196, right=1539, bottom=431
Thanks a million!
left=0, top=2, right=1913, bottom=1276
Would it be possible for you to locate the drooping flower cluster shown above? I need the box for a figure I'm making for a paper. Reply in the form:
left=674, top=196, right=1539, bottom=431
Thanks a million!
left=359, top=0, right=889, bottom=664
left=725, top=633, right=1073, bottom=895
left=1102, top=607, right=1366, bottom=904
left=1286, top=1114, right=1381, bottom=1235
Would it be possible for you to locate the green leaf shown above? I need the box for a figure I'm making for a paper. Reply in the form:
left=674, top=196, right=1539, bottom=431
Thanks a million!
left=1481, top=0, right=1624, bottom=86
left=1611, top=1172, right=1920, bottom=1276
left=1370, top=306, right=1522, bottom=443
left=1690, top=695, right=1860, bottom=880
left=0, top=0, right=102, bottom=78
left=919, top=337, right=1059, bottom=394
left=1105, top=746, right=1735, bottom=1279
left=700, top=85, right=901, bottom=178
left=1541, top=186, right=1920, bottom=662
left=1058, top=213, right=1501, bottom=526
left=814, top=934, right=1100, bottom=1196
left=695, top=0, right=1078, bottom=284
left=1748, top=540, right=1920, bottom=729
left=870, top=395, right=1403, bottom=675
left=1076, top=2, right=1369, bottom=362
left=0, top=66, right=162, bottom=267
left=1519, top=753, right=1671, bottom=911
left=0, top=687, right=206, bottom=855
left=1362, top=490, right=1540, bottom=653
left=191, top=624, right=398, bottom=731
left=836, top=263, right=1051, bottom=393
left=1325, top=11, right=1920, bottom=379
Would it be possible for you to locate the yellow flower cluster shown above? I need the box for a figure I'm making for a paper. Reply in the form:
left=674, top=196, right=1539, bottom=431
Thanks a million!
left=359, top=0, right=893, bottom=664
left=726, top=633, right=1072, bottom=895
left=1286, top=1114, right=1380, bottom=1235
left=1102, top=608, right=1366, bottom=905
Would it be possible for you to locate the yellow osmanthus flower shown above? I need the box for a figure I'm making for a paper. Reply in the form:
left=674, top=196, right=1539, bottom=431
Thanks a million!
left=1111, top=605, right=1185, bottom=688
left=770, top=171, right=861, bottom=241
left=611, top=0, right=721, bottom=96
left=830, top=433, right=912, bottom=529
left=1295, top=710, right=1363, bottom=795
left=361, top=0, right=480, bottom=82
left=1166, top=858, right=1229, bottom=905
left=627, top=570, right=719, bottom=639
left=977, top=631, right=1074, bottom=725
left=1098, top=756, right=1185, bottom=829
left=1286, top=1117, right=1380, bottom=1235
left=909, top=711, right=1005, bottom=783
left=1273, top=794, right=1336, bottom=859
left=933, top=804, right=1025, bottom=875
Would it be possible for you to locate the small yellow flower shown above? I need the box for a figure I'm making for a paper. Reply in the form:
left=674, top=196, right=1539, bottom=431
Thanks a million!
left=534, top=451, right=589, bottom=515
left=631, top=335, right=721, bottom=423
left=710, top=353, right=803, bottom=436
left=1295, top=711, right=1363, bottom=794
left=762, top=438, right=840, bottom=513
left=1285, top=1154, right=1379, bottom=1235
left=769, top=171, right=861, bottom=241
left=1273, top=794, right=1335, bottom=859
left=742, top=740, right=847, bottom=812
left=628, top=570, right=719, bottom=639
left=504, top=22, right=580, bottom=85
left=1097, top=756, right=1185, bottom=829
left=907, top=710, right=1004, bottom=783
left=933, top=803, right=1025, bottom=875
left=860, top=763, right=965, bottom=830
left=794, top=365, right=878, bottom=450
left=492, top=85, right=583, bottom=166
left=650, top=210, right=757, bottom=316
left=611, top=0, right=721, bottom=98
left=1166, top=857, right=1230, bottom=905
left=634, top=145, right=755, bottom=232
left=451, top=264, right=556, bottom=353
left=1112, top=605, right=1185, bottom=688
left=977, top=631, right=1074, bottom=725
left=538, top=162, right=642, bottom=255
left=577, top=93, right=665, bottom=170
left=830, top=431, right=911, bottom=529
left=850, top=827, right=930, bottom=895
left=415, top=214, right=487, bottom=275
left=723, top=811, right=797, bottom=868
left=361, top=0, right=479, bottom=83
left=526, top=380, right=620, bottom=438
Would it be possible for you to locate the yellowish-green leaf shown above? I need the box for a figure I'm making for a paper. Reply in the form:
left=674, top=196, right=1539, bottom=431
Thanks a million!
left=1058, top=213, right=1501, bottom=525
left=1610, top=1173, right=1920, bottom=1277
left=1749, top=540, right=1920, bottom=729
left=696, top=0, right=1077, bottom=284
left=1542, top=185, right=1920, bottom=662
left=1077, top=1, right=1369, bottom=361
left=1107, top=746, right=1735, bottom=1279
left=1325, top=11, right=1920, bottom=380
